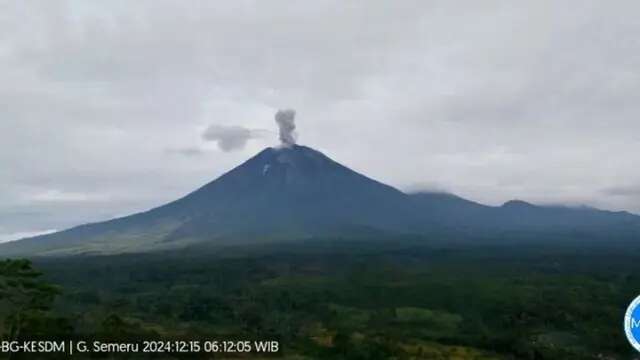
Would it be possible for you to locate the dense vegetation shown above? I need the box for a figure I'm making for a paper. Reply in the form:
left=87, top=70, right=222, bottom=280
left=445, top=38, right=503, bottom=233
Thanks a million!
left=3, top=238, right=640, bottom=359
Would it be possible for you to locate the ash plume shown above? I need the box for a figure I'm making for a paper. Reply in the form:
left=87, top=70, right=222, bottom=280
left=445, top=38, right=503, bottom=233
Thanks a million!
left=202, top=125, right=261, bottom=152
left=275, top=109, right=297, bottom=147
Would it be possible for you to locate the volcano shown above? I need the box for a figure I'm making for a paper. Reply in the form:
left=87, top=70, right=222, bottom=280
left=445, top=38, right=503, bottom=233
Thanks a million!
left=2, top=145, right=639, bottom=256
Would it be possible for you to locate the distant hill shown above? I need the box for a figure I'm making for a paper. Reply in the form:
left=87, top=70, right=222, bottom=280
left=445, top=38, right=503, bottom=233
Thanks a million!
left=2, top=145, right=639, bottom=256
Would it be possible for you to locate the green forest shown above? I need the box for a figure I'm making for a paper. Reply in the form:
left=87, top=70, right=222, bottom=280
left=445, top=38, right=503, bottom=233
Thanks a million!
left=1, top=238, right=640, bottom=359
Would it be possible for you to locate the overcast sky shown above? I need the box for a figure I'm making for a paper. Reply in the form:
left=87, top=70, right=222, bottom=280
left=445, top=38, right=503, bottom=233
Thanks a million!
left=1, top=1, right=640, bottom=241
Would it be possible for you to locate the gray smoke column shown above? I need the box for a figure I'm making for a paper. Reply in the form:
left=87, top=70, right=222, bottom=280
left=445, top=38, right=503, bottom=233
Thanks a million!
left=275, top=109, right=297, bottom=147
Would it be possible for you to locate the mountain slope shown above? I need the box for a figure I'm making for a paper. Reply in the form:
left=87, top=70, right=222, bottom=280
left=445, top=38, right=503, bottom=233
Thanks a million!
left=0, top=146, right=421, bottom=256
left=410, top=193, right=640, bottom=234
left=154, top=145, right=420, bottom=238
left=2, top=145, right=639, bottom=256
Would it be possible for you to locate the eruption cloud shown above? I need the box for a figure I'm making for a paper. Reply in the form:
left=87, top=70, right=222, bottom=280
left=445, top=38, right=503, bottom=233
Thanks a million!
left=202, top=125, right=257, bottom=152
left=275, top=109, right=297, bottom=147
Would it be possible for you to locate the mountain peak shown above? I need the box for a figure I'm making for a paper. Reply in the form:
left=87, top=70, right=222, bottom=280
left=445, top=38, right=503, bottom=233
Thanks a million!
left=236, top=144, right=341, bottom=185
left=502, top=200, right=535, bottom=209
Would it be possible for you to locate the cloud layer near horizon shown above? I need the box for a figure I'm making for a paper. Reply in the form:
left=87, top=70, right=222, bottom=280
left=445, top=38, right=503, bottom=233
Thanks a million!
left=1, top=1, right=640, bottom=240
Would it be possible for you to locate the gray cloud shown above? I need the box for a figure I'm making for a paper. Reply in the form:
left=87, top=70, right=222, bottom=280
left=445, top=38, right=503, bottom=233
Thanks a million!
left=403, top=182, right=451, bottom=195
left=1, top=0, right=640, bottom=237
left=603, top=185, right=640, bottom=197
left=202, top=125, right=264, bottom=152
left=164, top=147, right=207, bottom=157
